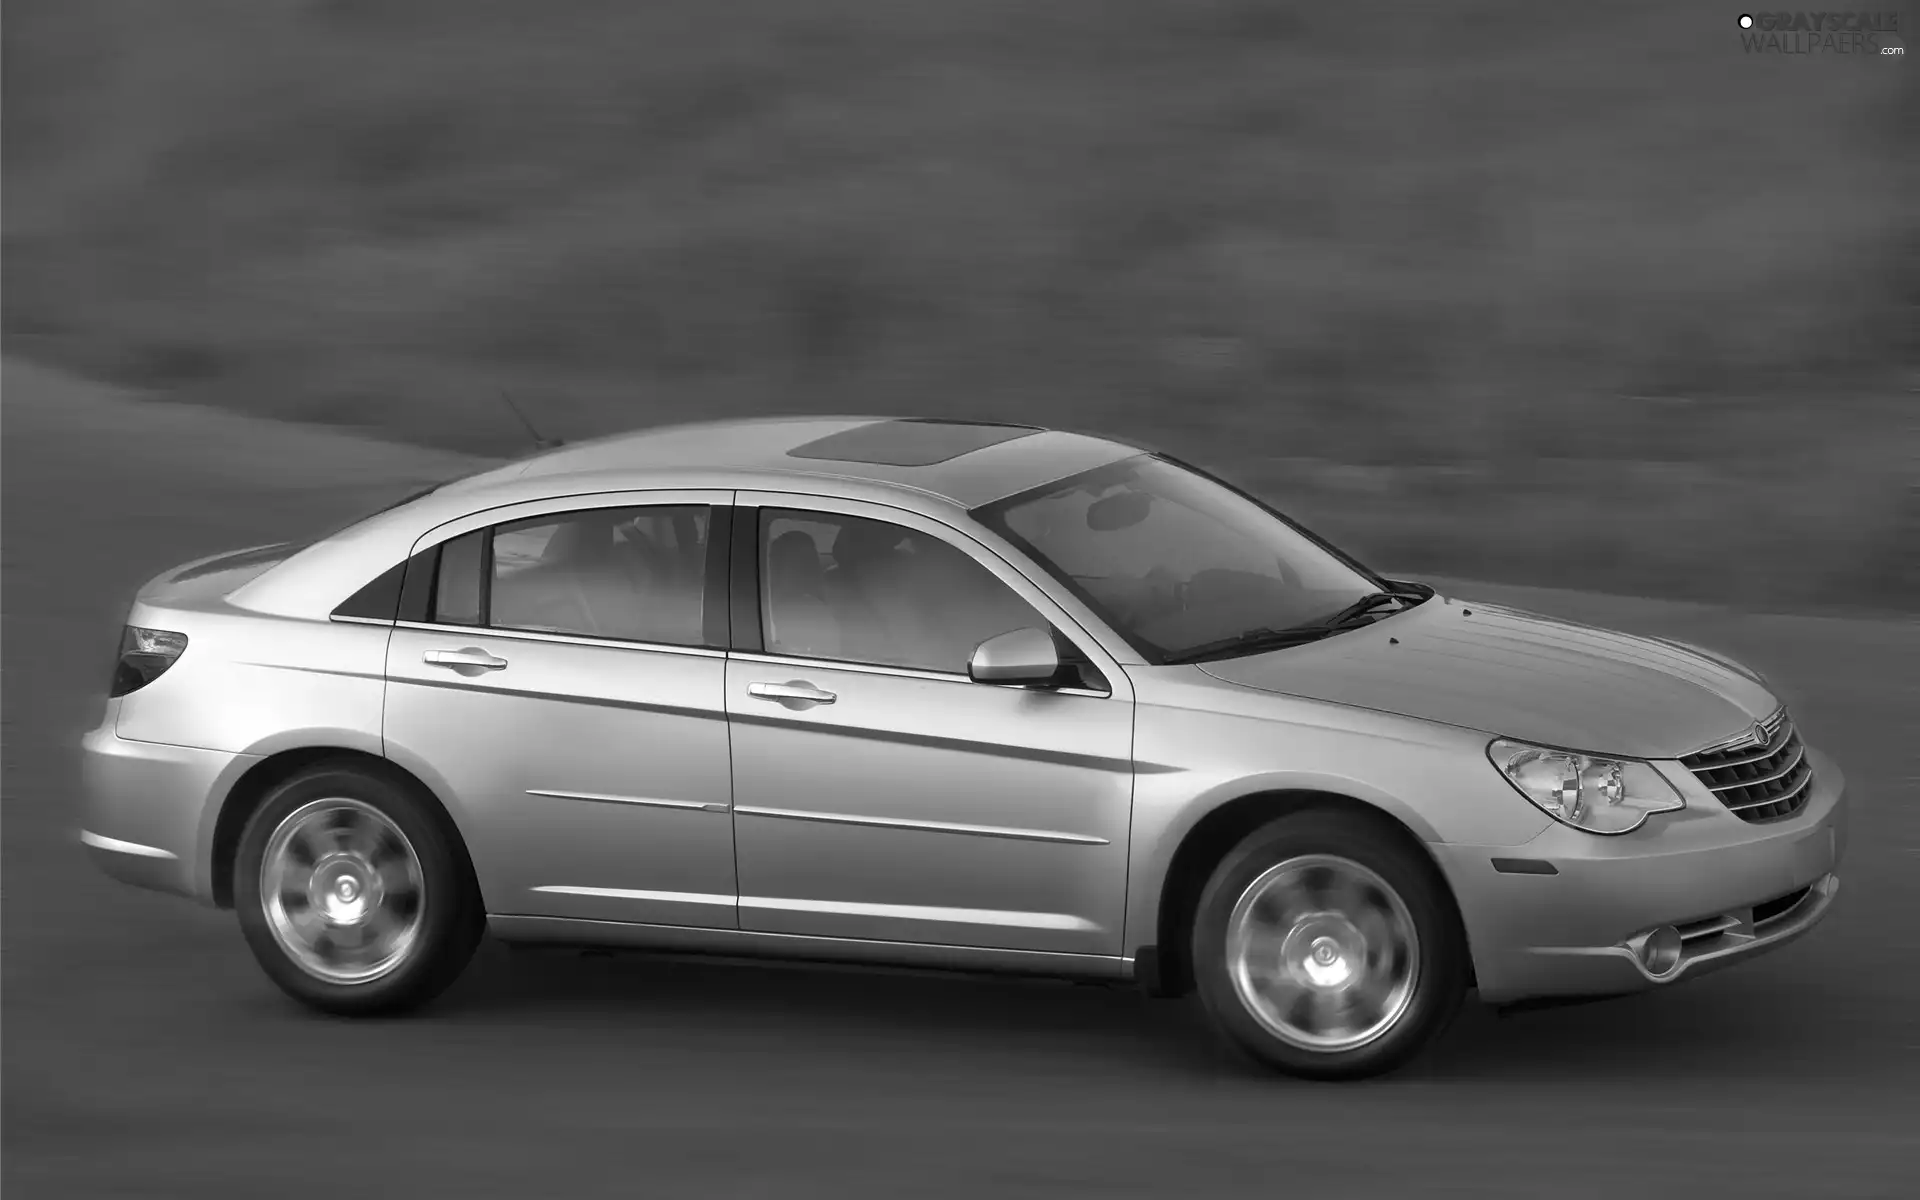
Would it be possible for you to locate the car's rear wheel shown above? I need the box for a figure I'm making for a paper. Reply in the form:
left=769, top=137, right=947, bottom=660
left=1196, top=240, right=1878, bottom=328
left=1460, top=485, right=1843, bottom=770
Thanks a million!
left=1191, top=808, right=1466, bottom=1080
left=234, top=763, right=482, bottom=1015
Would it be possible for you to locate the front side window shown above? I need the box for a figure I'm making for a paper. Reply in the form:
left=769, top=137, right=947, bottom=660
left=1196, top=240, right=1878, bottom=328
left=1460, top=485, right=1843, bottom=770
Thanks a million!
left=760, top=510, right=1042, bottom=674
left=974, top=455, right=1387, bottom=663
left=425, top=506, right=711, bottom=646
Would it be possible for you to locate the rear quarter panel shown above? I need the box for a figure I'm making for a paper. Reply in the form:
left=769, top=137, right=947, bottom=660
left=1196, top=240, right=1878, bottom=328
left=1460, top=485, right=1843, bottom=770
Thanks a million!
left=114, top=603, right=390, bottom=759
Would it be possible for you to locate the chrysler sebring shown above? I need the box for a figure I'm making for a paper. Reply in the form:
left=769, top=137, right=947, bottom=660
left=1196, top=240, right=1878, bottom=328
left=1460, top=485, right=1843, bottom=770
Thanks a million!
left=80, top=417, right=1846, bottom=1078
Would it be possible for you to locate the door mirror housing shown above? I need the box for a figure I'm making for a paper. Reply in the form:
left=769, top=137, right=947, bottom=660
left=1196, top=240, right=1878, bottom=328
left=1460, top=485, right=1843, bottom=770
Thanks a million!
left=968, top=627, right=1061, bottom=686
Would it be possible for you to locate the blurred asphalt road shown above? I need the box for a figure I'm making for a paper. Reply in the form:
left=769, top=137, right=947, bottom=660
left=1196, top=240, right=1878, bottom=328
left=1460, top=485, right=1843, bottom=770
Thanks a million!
left=4, top=360, right=1917, bottom=1198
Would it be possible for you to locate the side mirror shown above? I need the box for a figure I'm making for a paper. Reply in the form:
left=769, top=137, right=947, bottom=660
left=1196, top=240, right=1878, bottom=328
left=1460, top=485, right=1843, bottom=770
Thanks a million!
left=968, top=627, right=1061, bottom=686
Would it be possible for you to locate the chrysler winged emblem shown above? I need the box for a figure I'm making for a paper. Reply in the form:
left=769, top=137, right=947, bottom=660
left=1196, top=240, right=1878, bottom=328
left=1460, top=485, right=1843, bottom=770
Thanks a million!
left=1747, top=721, right=1769, bottom=750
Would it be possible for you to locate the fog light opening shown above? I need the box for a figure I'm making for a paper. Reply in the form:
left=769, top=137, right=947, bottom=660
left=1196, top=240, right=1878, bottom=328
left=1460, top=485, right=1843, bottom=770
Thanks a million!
left=1635, top=925, right=1683, bottom=978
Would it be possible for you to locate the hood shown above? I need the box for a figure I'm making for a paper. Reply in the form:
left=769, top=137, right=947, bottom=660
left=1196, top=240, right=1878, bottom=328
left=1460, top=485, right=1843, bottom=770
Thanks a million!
left=1196, top=598, right=1778, bottom=760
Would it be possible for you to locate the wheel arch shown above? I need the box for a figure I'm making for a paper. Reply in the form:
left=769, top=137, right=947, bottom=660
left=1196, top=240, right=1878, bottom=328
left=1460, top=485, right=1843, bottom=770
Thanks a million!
left=209, top=746, right=480, bottom=910
left=1145, top=788, right=1472, bottom=998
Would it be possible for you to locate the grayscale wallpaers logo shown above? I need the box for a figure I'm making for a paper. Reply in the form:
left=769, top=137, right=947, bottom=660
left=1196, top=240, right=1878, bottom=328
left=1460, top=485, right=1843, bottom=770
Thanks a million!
left=1738, top=11, right=1907, bottom=54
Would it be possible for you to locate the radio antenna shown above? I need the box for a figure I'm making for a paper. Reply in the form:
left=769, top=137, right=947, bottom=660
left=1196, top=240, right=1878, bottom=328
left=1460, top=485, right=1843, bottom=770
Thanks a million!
left=499, top=390, right=563, bottom=451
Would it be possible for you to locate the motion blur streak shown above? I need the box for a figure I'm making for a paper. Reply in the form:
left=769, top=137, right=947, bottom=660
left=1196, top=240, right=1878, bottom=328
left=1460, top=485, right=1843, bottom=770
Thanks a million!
left=5, top=362, right=1918, bottom=1196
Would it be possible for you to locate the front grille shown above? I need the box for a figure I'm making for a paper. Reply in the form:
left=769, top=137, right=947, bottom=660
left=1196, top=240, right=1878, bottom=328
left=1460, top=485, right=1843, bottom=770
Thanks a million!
left=1680, top=707, right=1814, bottom=824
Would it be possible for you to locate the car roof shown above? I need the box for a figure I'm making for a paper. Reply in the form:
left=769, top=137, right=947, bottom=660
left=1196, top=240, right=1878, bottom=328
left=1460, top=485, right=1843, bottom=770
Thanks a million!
left=438, top=416, right=1140, bottom=511
left=227, top=417, right=1143, bottom=619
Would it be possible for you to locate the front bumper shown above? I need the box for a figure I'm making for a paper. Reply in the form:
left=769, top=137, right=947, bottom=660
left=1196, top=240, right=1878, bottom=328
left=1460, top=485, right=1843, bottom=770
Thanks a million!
left=78, top=722, right=256, bottom=903
left=1436, top=745, right=1849, bottom=1005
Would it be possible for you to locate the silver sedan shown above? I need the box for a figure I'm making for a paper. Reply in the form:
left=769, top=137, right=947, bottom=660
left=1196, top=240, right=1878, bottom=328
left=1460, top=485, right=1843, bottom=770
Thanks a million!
left=80, top=417, right=1846, bottom=1079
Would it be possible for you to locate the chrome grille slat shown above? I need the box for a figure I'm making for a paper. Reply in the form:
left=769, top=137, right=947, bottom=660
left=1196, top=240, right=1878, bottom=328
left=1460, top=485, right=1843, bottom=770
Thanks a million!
left=1703, top=742, right=1806, bottom=793
left=1723, top=767, right=1813, bottom=812
left=1680, top=708, right=1814, bottom=825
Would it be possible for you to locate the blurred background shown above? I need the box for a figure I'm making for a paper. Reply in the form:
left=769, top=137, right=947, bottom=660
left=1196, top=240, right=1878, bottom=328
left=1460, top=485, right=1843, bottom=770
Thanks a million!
left=4, top=3, right=1917, bottom=1198
left=6, top=0, right=1913, bottom=607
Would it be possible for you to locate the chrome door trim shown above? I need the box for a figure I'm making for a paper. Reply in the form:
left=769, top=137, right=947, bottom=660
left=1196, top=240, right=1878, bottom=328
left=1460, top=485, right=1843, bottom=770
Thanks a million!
left=487, top=914, right=1134, bottom=981
left=740, top=895, right=1101, bottom=933
left=731, top=649, right=966, bottom=685
left=527, top=788, right=730, bottom=814
left=394, top=620, right=728, bottom=660
left=728, top=649, right=1113, bottom=698
left=408, top=487, right=739, bottom=558
left=733, top=803, right=1110, bottom=846
left=529, top=885, right=736, bottom=906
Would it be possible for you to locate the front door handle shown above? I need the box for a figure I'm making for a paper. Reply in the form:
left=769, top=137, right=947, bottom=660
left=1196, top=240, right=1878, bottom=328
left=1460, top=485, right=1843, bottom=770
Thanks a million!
left=424, top=647, right=508, bottom=671
left=748, top=680, right=837, bottom=707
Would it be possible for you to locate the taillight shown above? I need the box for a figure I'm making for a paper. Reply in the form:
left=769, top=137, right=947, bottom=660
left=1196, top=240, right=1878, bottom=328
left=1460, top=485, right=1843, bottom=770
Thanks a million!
left=110, top=626, right=188, bottom=697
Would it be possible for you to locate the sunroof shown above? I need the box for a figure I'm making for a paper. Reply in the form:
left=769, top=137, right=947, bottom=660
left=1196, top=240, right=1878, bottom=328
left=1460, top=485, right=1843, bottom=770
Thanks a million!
left=787, top=419, right=1041, bottom=467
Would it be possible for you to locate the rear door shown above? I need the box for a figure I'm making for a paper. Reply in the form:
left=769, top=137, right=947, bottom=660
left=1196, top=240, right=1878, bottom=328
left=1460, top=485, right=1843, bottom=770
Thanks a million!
left=382, top=491, right=740, bottom=929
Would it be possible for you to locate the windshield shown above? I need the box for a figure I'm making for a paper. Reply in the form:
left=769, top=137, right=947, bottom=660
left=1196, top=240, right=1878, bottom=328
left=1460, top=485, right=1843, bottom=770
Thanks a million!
left=974, top=455, right=1391, bottom=663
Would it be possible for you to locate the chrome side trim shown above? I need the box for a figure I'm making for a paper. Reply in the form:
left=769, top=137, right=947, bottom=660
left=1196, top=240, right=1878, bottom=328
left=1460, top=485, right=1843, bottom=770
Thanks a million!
left=738, top=894, right=1101, bottom=933
left=733, top=803, right=1108, bottom=846
left=487, top=914, right=1133, bottom=981
left=79, top=830, right=178, bottom=860
left=530, top=886, right=736, bottom=906
left=527, top=788, right=729, bottom=814
left=330, top=614, right=397, bottom=628
left=395, top=620, right=727, bottom=659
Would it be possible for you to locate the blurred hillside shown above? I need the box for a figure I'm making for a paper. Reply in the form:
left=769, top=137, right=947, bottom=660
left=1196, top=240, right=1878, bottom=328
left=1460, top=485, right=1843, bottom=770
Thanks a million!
left=4, top=0, right=1914, bottom=608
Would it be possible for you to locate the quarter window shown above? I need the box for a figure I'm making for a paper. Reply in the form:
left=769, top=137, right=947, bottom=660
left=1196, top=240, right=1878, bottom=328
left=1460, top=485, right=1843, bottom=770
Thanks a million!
left=431, top=530, right=485, bottom=626
left=760, top=510, right=1043, bottom=674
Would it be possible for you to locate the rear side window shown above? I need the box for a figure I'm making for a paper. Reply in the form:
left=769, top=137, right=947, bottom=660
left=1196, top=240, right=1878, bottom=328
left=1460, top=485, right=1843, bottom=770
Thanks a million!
left=491, top=507, right=709, bottom=645
left=408, top=505, right=714, bottom=647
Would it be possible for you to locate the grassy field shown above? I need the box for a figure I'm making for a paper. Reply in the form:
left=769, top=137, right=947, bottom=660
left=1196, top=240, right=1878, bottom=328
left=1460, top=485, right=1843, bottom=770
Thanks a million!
left=4, top=0, right=1913, bottom=608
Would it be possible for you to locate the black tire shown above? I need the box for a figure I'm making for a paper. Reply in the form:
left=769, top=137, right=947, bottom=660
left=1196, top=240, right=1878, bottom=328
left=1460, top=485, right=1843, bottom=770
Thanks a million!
left=1190, top=808, right=1467, bottom=1080
left=234, top=761, right=483, bottom=1016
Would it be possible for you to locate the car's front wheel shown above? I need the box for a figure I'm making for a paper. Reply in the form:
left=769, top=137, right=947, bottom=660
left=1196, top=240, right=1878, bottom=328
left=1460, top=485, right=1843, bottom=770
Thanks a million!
left=234, top=763, right=482, bottom=1015
left=1191, top=808, right=1467, bottom=1080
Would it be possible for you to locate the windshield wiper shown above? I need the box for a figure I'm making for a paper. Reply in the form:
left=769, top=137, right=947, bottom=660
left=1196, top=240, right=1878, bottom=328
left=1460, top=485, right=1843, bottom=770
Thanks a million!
left=1162, top=626, right=1340, bottom=665
left=1162, top=590, right=1426, bottom=665
left=1315, top=590, right=1416, bottom=629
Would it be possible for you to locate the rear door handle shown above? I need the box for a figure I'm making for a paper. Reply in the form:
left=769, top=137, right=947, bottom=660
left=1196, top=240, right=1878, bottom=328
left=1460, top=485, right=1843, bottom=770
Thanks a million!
left=424, top=648, right=509, bottom=671
left=748, top=680, right=837, bottom=707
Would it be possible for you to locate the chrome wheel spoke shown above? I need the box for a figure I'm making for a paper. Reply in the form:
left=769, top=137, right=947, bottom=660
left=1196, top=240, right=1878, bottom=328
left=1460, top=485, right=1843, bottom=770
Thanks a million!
left=1225, top=853, right=1421, bottom=1053
left=259, top=798, right=426, bottom=985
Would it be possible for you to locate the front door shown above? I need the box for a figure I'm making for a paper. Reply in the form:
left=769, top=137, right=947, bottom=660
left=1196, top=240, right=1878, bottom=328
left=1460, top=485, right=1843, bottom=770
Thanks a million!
left=725, top=493, right=1136, bottom=957
left=382, top=493, right=739, bottom=929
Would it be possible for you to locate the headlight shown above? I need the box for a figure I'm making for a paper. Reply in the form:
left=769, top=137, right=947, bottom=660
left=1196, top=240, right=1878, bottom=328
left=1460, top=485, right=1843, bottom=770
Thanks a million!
left=1487, top=739, right=1683, bottom=835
